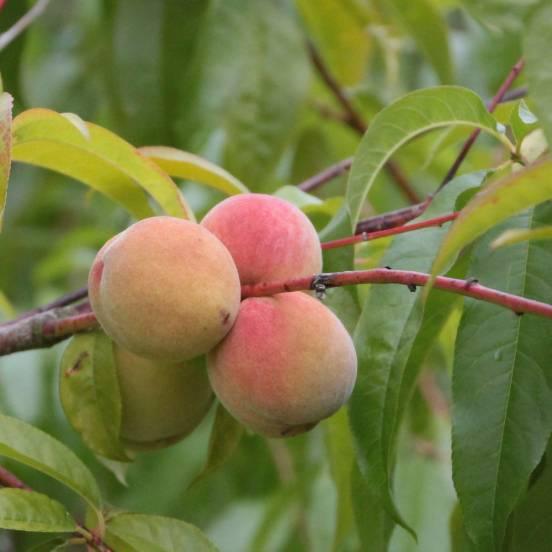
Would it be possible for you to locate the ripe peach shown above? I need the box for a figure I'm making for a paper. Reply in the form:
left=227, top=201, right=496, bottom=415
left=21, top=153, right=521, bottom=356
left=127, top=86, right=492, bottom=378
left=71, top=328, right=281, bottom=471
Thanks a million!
left=114, top=347, right=213, bottom=450
left=88, top=216, right=241, bottom=361
left=207, top=292, right=357, bottom=438
left=201, top=194, right=322, bottom=284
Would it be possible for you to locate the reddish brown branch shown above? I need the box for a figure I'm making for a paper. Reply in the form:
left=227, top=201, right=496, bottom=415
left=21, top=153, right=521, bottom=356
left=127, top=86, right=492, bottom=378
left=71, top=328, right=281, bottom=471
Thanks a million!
left=297, top=157, right=353, bottom=193
left=307, top=40, right=420, bottom=204
left=0, top=466, right=31, bottom=490
left=0, top=303, right=99, bottom=355
left=355, top=57, right=526, bottom=232
left=437, top=57, right=525, bottom=193
left=241, top=269, right=552, bottom=319
left=2, top=265, right=551, bottom=357
left=324, top=212, right=458, bottom=250
left=0, top=464, right=112, bottom=552
left=8, top=286, right=88, bottom=325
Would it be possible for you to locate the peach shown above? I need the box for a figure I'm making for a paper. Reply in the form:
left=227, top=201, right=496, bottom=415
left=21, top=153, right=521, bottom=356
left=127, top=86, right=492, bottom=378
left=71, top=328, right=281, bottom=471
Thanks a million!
left=207, top=292, right=357, bottom=438
left=114, top=346, right=213, bottom=450
left=201, top=194, right=322, bottom=284
left=88, top=216, right=241, bottom=361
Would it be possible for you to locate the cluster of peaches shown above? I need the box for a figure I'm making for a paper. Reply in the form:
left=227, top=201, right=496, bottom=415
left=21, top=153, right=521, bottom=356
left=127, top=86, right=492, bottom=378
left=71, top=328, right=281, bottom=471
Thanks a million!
left=85, top=194, right=357, bottom=451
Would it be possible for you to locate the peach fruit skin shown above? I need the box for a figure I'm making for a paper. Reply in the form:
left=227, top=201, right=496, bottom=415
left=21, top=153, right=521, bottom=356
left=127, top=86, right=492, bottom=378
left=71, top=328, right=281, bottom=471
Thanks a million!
left=114, top=346, right=213, bottom=450
left=88, top=216, right=241, bottom=361
left=201, top=194, right=322, bottom=284
left=207, top=292, right=357, bottom=438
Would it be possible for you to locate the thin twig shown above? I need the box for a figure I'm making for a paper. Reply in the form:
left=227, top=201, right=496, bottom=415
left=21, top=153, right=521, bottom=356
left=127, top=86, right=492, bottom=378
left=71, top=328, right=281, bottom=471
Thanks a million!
left=0, top=0, right=51, bottom=52
left=1, top=268, right=551, bottom=355
left=500, top=86, right=527, bottom=103
left=323, top=211, right=458, bottom=250
left=355, top=57, right=526, bottom=232
left=0, top=464, right=112, bottom=552
left=242, top=269, right=552, bottom=319
left=297, top=157, right=353, bottom=193
left=307, top=40, right=421, bottom=204
left=436, top=57, right=525, bottom=193
left=7, top=286, right=88, bottom=325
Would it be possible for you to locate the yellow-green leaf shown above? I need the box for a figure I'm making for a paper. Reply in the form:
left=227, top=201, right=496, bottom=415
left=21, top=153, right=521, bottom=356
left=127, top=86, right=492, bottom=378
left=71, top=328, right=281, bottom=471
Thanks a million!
left=12, top=109, right=193, bottom=220
left=491, top=226, right=552, bottom=249
left=0, top=92, right=13, bottom=230
left=0, top=489, right=76, bottom=533
left=430, top=160, right=552, bottom=281
left=139, top=146, right=248, bottom=195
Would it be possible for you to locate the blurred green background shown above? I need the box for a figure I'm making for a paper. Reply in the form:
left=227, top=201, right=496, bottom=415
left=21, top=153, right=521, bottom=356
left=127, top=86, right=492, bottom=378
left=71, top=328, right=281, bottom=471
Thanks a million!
left=0, top=1, right=526, bottom=550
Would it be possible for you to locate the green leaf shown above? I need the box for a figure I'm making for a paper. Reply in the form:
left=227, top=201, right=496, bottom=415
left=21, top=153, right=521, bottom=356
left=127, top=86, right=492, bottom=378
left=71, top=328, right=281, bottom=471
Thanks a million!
left=491, top=226, right=552, bottom=249
left=389, top=0, right=453, bottom=83
left=510, top=440, right=552, bottom=552
left=346, top=86, right=507, bottom=227
left=60, top=331, right=130, bottom=462
left=0, top=92, right=12, bottom=230
left=139, top=146, right=248, bottom=195
left=525, top=3, right=552, bottom=148
left=11, top=108, right=193, bottom=220
left=349, top=173, right=484, bottom=538
left=430, top=160, right=552, bottom=282
left=319, top=206, right=360, bottom=334
left=510, top=100, right=539, bottom=146
left=324, top=408, right=355, bottom=552
left=452, top=204, right=552, bottom=551
left=221, top=1, right=310, bottom=191
left=112, top=0, right=166, bottom=145
left=191, top=404, right=243, bottom=486
left=461, top=0, right=540, bottom=32
left=0, top=488, right=76, bottom=533
left=351, top=464, right=394, bottom=551
left=0, top=413, right=102, bottom=524
left=295, top=0, right=372, bottom=85
left=105, top=513, right=219, bottom=552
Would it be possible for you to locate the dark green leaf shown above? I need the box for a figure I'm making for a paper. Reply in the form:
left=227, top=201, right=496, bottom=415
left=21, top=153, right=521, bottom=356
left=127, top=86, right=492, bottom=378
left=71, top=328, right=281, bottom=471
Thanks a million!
left=452, top=204, right=552, bottom=551
left=349, top=173, right=484, bottom=537
left=191, top=404, right=243, bottom=485
left=0, top=413, right=102, bottom=525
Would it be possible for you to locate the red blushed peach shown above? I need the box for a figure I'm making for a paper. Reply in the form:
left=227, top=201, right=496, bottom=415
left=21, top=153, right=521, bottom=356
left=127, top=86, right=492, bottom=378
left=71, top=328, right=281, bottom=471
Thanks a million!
left=114, top=347, right=213, bottom=450
left=207, top=292, right=357, bottom=438
left=88, top=216, right=241, bottom=361
left=201, top=194, right=322, bottom=285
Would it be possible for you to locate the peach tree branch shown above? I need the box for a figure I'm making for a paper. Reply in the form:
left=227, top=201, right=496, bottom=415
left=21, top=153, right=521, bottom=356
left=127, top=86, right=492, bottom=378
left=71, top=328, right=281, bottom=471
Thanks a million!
left=1, top=269, right=551, bottom=356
